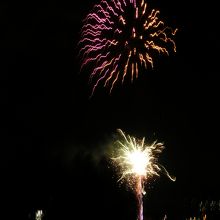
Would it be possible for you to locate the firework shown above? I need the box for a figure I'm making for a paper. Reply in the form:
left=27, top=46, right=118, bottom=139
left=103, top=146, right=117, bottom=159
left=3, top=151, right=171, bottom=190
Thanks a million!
left=78, top=0, right=177, bottom=95
left=111, top=129, right=176, bottom=220
left=35, top=210, right=43, bottom=220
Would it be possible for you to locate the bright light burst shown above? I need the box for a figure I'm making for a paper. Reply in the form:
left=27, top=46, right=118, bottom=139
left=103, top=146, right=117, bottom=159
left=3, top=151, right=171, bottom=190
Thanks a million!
left=78, top=0, right=177, bottom=95
left=35, top=210, right=43, bottom=220
left=111, top=129, right=175, bottom=220
left=112, top=129, right=176, bottom=184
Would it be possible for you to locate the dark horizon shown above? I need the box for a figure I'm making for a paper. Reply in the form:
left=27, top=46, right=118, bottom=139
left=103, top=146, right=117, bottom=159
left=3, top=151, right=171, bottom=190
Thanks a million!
left=2, top=0, right=220, bottom=219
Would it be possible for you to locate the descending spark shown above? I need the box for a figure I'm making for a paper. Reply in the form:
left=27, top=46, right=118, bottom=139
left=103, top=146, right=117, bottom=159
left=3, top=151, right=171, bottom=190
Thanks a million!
left=111, top=129, right=176, bottom=220
left=78, top=0, right=177, bottom=95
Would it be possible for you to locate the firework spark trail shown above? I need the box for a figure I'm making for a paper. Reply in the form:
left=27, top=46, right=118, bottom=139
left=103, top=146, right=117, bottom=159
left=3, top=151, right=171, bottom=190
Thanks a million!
left=136, top=176, right=144, bottom=220
left=79, top=0, right=177, bottom=95
left=111, top=129, right=176, bottom=220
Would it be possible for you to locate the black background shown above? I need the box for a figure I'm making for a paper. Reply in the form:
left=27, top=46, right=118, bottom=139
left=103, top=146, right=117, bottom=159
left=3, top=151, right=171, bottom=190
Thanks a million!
left=2, top=0, right=220, bottom=219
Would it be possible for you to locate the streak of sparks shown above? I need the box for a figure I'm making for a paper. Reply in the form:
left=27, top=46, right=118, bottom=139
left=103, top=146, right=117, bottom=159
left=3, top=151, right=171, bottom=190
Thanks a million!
left=111, top=129, right=176, bottom=220
left=78, top=0, right=177, bottom=95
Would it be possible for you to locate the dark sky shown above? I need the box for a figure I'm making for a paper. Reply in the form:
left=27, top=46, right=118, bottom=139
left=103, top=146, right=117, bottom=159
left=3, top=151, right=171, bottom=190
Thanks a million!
left=2, top=0, right=220, bottom=219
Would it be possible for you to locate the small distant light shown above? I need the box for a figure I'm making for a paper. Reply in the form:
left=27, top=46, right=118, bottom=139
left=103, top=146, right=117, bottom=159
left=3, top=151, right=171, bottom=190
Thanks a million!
left=163, top=214, right=167, bottom=219
left=35, top=210, right=43, bottom=220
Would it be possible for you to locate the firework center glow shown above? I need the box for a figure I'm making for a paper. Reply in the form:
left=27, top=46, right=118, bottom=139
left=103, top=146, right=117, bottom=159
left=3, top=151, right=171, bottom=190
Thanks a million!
left=127, top=149, right=150, bottom=176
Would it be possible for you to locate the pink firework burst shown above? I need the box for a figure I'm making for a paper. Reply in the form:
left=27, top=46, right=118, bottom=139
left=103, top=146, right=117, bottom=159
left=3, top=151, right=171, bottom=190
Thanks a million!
left=78, top=0, right=177, bottom=95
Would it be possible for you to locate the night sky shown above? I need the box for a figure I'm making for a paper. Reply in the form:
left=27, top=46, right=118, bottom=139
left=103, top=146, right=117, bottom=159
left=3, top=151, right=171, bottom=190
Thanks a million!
left=2, top=0, right=220, bottom=219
